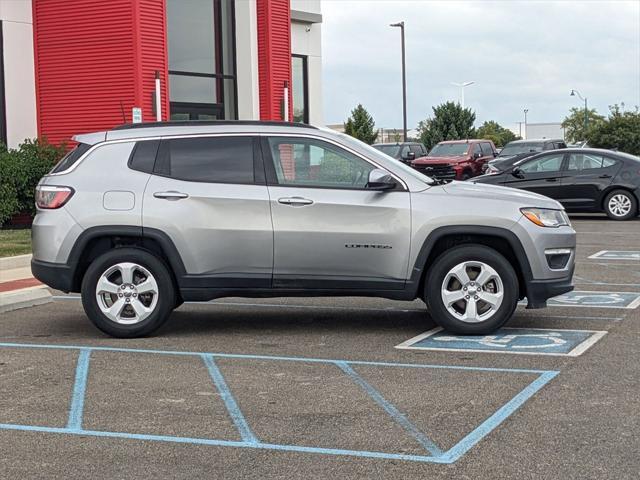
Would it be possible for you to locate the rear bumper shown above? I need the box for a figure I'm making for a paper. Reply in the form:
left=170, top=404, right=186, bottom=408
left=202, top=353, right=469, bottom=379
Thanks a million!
left=525, top=271, right=574, bottom=309
left=31, top=259, right=74, bottom=293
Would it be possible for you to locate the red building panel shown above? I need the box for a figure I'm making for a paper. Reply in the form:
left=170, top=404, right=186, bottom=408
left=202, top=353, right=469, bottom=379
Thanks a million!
left=33, top=0, right=169, bottom=146
left=257, top=0, right=293, bottom=121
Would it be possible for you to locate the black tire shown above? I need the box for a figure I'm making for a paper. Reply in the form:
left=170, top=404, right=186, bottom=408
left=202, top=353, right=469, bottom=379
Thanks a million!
left=81, top=248, right=176, bottom=338
left=424, top=245, right=519, bottom=335
left=603, top=189, right=638, bottom=221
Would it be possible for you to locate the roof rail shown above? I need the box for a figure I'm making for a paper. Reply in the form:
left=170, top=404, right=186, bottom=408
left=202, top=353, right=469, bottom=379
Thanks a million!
left=112, top=120, right=318, bottom=131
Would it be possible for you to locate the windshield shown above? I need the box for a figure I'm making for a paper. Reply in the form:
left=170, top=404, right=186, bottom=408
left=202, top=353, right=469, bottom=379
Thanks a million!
left=373, top=145, right=401, bottom=158
left=335, top=133, right=434, bottom=186
left=428, top=143, right=469, bottom=157
left=499, top=142, right=544, bottom=157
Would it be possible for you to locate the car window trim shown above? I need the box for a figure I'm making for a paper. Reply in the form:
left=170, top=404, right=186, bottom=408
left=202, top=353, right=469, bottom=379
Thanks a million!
left=260, top=135, right=408, bottom=192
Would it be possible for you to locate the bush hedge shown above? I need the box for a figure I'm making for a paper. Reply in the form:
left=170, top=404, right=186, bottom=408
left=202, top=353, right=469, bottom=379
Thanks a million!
left=0, top=139, right=66, bottom=226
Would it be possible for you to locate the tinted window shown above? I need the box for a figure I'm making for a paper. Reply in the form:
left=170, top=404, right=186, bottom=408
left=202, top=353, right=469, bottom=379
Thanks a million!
left=567, top=153, right=615, bottom=171
left=50, top=143, right=91, bottom=173
left=409, top=144, right=424, bottom=155
left=472, top=143, right=482, bottom=155
left=156, top=136, right=254, bottom=183
left=373, top=145, right=401, bottom=158
left=128, top=140, right=160, bottom=173
left=499, top=142, right=544, bottom=156
left=519, top=154, right=564, bottom=173
left=267, top=137, right=375, bottom=189
left=480, top=143, right=493, bottom=156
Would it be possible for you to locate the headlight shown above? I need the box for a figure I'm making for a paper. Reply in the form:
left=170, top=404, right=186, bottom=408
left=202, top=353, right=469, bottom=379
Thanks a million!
left=520, top=208, right=570, bottom=227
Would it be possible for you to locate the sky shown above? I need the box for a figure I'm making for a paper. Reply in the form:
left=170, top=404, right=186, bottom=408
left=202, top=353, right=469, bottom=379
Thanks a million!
left=321, top=0, right=640, bottom=132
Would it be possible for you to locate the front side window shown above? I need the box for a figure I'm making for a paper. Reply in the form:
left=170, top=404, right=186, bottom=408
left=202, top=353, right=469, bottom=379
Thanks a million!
left=519, top=154, right=564, bottom=173
left=166, top=0, right=237, bottom=120
left=472, top=144, right=482, bottom=156
left=480, top=143, right=493, bottom=156
left=267, top=137, right=376, bottom=189
left=155, top=136, right=254, bottom=184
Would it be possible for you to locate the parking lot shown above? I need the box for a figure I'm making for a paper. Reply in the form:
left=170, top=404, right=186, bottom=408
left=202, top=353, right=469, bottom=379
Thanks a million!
left=1, top=215, right=638, bottom=479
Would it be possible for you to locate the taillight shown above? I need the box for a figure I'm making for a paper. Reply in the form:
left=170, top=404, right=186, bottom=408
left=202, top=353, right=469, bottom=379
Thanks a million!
left=35, top=185, right=74, bottom=209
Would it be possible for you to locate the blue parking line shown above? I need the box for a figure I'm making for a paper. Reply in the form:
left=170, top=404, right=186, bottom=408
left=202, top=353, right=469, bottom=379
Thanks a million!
left=335, top=361, right=443, bottom=456
left=67, top=348, right=91, bottom=431
left=201, top=354, right=258, bottom=445
left=440, top=370, right=559, bottom=463
left=0, top=342, right=549, bottom=375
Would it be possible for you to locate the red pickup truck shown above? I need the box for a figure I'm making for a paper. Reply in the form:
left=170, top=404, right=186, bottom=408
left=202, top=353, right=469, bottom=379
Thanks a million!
left=411, top=139, right=497, bottom=180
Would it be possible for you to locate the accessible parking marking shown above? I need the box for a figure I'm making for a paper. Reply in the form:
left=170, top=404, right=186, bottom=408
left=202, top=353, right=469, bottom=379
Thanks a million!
left=588, top=250, right=640, bottom=261
left=0, top=342, right=558, bottom=465
left=548, top=290, right=640, bottom=309
left=396, top=327, right=607, bottom=357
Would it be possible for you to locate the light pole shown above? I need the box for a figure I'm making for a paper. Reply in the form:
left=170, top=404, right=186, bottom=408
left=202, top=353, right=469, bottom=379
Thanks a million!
left=523, top=109, right=529, bottom=139
left=451, top=81, right=475, bottom=109
left=570, top=89, right=588, bottom=135
left=390, top=21, right=407, bottom=141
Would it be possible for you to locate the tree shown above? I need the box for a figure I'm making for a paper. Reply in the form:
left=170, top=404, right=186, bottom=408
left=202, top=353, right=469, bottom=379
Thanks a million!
left=587, top=105, right=640, bottom=156
left=561, top=107, right=605, bottom=143
left=343, top=104, right=378, bottom=144
left=475, top=120, right=519, bottom=147
left=417, top=102, right=476, bottom=151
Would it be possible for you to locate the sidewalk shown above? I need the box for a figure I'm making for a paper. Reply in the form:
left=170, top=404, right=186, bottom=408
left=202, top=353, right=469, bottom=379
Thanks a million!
left=0, top=254, right=52, bottom=313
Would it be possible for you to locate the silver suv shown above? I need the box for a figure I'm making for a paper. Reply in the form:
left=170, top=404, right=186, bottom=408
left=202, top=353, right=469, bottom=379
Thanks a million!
left=31, top=121, right=576, bottom=338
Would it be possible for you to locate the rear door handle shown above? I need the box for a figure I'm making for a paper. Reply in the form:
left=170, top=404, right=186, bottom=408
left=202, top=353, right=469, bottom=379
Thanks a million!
left=153, top=191, right=189, bottom=200
left=599, top=174, right=612, bottom=179
left=278, top=196, right=314, bottom=206
left=545, top=178, right=558, bottom=182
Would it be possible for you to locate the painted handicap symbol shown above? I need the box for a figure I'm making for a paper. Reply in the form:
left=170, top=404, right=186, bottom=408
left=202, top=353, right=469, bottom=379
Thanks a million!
left=553, top=293, right=628, bottom=305
left=434, top=332, right=567, bottom=350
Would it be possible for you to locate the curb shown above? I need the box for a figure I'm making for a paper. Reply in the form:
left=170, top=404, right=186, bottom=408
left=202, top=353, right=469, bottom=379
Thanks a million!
left=0, top=286, right=51, bottom=314
left=0, top=253, right=32, bottom=271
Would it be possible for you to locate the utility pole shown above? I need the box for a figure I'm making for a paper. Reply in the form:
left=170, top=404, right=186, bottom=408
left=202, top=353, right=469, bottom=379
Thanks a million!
left=523, top=109, right=529, bottom=139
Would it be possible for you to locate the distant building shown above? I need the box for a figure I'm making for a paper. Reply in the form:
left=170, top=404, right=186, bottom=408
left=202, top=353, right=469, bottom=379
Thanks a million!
left=525, top=123, right=565, bottom=140
left=326, top=124, right=420, bottom=143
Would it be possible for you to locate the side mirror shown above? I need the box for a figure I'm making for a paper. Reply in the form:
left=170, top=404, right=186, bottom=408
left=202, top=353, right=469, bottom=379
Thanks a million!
left=511, top=167, right=525, bottom=179
left=406, top=151, right=416, bottom=161
left=473, top=152, right=482, bottom=159
left=366, top=168, right=396, bottom=191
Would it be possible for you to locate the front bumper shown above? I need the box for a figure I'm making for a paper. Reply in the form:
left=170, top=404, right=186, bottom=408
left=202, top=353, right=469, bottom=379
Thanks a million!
left=31, top=259, right=74, bottom=293
left=525, top=266, right=575, bottom=309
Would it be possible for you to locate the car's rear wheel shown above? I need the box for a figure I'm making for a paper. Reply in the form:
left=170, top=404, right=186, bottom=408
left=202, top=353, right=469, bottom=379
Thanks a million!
left=424, top=245, right=518, bottom=334
left=81, top=248, right=175, bottom=338
left=604, top=190, right=637, bottom=220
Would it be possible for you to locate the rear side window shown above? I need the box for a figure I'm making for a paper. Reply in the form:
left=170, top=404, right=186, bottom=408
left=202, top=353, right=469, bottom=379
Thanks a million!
left=50, top=143, right=91, bottom=173
left=155, top=136, right=255, bottom=184
left=128, top=140, right=160, bottom=173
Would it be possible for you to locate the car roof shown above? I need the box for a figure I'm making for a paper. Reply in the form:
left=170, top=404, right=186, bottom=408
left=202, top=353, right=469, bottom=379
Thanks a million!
left=513, top=148, right=638, bottom=165
left=506, top=138, right=563, bottom=144
left=73, top=120, right=319, bottom=145
left=437, top=139, right=488, bottom=144
left=373, top=142, right=422, bottom=146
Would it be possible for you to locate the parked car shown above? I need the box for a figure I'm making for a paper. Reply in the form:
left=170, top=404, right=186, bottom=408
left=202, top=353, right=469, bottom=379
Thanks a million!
left=475, top=148, right=640, bottom=220
left=32, top=121, right=575, bottom=338
left=372, top=142, right=427, bottom=164
left=484, top=139, right=567, bottom=174
left=411, top=139, right=497, bottom=180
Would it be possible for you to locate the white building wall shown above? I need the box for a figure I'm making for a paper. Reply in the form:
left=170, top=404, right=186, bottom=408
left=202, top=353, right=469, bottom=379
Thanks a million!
left=234, top=0, right=260, bottom=120
left=291, top=0, right=323, bottom=125
left=0, top=0, right=37, bottom=148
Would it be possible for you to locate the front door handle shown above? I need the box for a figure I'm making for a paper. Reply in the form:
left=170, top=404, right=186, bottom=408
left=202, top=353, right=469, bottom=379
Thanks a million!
left=599, top=174, right=612, bottom=179
left=153, top=191, right=189, bottom=200
left=278, top=196, right=314, bottom=206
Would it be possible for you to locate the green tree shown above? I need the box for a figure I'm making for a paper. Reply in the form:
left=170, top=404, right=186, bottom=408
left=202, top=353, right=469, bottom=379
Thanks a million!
left=343, top=104, right=378, bottom=144
left=475, top=120, right=519, bottom=147
left=561, top=107, right=605, bottom=143
left=587, top=105, right=640, bottom=156
left=417, top=102, right=476, bottom=151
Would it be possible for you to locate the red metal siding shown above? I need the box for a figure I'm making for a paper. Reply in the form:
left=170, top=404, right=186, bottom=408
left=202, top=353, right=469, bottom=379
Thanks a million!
left=33, top=0, right=169, bottom=146
left=257, top=0, right=293, bottom=121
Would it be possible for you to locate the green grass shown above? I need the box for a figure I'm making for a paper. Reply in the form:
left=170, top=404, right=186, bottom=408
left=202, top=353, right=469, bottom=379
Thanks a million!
left=0, top=229, right=32, bottom=257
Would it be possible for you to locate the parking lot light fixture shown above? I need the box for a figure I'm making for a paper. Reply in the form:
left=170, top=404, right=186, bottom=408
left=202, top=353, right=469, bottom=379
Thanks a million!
left=451, top=81, right=475, bottom=109
left=390, top=21, right=407, bottom=141
left=523, top=109, right=529, bottom=139
left=570, top=89, right=588, bottom=135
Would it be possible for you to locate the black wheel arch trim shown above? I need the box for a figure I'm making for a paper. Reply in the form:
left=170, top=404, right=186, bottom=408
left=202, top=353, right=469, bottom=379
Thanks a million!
left=405, top=225, right=534, bottom=299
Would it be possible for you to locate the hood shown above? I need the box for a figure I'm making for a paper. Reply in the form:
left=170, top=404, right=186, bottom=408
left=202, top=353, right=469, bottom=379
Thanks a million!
left=413, top=155, right=468, bottom=165
left=442, top=180, right=563, bottom=209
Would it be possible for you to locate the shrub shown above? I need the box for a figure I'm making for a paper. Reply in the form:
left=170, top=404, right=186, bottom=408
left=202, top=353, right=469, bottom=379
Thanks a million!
left=0, top=139, right=65, bottom=226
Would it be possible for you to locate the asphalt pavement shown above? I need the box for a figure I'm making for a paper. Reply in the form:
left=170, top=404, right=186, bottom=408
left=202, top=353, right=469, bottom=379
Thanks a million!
left=0, top=215, right=638, bottom=479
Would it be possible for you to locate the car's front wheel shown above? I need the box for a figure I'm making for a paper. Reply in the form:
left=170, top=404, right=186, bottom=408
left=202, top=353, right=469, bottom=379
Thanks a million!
left=604, top=190, right=638, bottom=220
left=81, top=248, right=176, bottom=338
left=424, top=245, right=519, bottom=334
